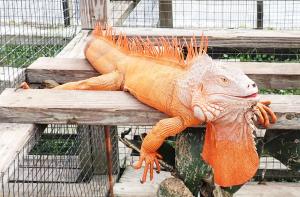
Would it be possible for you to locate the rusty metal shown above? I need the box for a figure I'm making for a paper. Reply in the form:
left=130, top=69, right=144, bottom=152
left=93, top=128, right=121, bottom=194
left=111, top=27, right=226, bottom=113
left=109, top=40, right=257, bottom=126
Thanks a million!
left=104, top=125, right=114, bottom=197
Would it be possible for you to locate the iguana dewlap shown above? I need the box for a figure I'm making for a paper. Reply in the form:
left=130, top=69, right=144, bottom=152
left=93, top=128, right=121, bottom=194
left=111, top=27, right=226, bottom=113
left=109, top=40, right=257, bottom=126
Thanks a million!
left=50, top=25, right=277, bottom=187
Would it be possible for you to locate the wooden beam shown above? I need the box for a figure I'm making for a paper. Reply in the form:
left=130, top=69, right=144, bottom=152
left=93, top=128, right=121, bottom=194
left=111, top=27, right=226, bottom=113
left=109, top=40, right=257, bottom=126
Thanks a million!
left=0, top=89, right=298, bottom=129
left=159, top=0, right=173, bottom=28
left=26, top=57, right=300, bottom=89
left=80, top=0, right=110, bottom=29
left=113, top=27, right=300, bottom=49
left=257, top=1, right=264, bottom=29
left=26, top=57, right=99, bottom=84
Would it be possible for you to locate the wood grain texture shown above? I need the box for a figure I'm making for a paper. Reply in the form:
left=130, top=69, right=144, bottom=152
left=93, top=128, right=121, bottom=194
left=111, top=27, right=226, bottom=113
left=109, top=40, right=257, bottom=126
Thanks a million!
left=26, top=57, right=99, bottom=84
left=0, top=124, right=45, bottom=172
left=80, top=0, right=110, bottom=29
left=235, top=182, right=300, bottom=197
left=0, top=89, right=168, bottom=125
left=56, top=30, right=90, bottom=58
left=113, top=27, right=300, bottom=48
left=0, top=89, right=298, bottom=129
left=26, top=57, right=300, bottom=89
left=114, top=166, right=172, bottom=197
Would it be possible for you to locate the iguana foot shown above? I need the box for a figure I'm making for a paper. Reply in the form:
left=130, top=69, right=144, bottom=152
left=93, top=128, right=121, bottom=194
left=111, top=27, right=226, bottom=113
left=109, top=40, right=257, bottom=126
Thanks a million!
left=15, top=82, right=30, bottom=91
left=134, top=148, right=162, bottom=183
left=41, top=80, right=60, bottom=89
left=254, top=101, right=277, bottom=127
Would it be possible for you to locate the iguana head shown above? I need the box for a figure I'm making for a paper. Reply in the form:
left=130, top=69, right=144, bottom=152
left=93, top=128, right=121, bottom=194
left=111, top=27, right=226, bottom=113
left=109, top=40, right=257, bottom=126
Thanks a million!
left=177, top=54, right=260, bottom=187
left=178, top=54, right=259, bottom=122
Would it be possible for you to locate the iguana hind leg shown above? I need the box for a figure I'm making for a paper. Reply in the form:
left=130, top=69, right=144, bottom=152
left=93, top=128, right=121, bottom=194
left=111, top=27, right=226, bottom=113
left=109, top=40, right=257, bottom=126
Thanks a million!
left=54, top=71, right=124, bottom=90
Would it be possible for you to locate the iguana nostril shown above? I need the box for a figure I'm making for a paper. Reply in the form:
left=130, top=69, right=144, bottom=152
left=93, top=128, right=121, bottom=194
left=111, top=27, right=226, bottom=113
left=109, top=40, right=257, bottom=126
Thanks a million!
left=248, top=83, right=256, bottom=88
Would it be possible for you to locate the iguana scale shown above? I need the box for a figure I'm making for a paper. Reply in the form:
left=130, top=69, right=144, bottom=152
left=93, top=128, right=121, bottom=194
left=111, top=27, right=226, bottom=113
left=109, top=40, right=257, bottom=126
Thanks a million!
left=20, top=24, right=277, bottom=187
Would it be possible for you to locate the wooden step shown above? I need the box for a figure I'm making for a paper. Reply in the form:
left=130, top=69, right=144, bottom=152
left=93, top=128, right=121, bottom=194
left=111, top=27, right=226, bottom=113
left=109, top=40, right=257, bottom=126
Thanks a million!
left=234, top=182, right=300, bottom=197
left=115, top=167, right=300, bottom=197
left=0, top=88, right=298, bottom=129
left=114, top=166, right=173, bottom=197
left=1, top=175, right=108, bottom=197
left=0, top=124, right=45, bottom=173
left=26, top=57, right=300, bottom=89
left=8, top=167, right=81, bottom=183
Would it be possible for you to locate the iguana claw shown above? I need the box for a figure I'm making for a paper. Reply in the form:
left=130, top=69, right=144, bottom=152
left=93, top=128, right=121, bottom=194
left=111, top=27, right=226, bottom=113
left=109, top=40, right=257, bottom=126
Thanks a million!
left=15, top=82, right=30, bottom=91
left=254, top=101, right=277, bottom=128
left=134, top=148, right=162, bottom=183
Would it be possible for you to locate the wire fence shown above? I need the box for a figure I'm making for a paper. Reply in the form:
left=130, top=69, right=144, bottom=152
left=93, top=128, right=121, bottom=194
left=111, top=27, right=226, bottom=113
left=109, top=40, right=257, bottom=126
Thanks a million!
left=0, top=0, right=80, bottom=92
left=118, top=126, right=300, bottom=183
left=112, top=0, right=300, bottom=30
left=0, top=124, right=119, bottom=197
left=0, top=1, right=299, bottom=196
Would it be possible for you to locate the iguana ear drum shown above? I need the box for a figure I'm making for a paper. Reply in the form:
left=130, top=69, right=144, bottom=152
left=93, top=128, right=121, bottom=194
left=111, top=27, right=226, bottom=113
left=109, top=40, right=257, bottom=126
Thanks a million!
left=202, top=122, right=259, bottom=187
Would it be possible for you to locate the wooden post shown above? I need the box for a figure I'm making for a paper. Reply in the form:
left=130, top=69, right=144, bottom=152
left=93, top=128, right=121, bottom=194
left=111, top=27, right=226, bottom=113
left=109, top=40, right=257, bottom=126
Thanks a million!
left=62, top=0, right=71, bottom=27
left=105, top=126, right=114, bottom=197
left=77, top=125, right=119, bottom=183
left=77, top=125, right=93, bottom=182
left=159, top=0, right=173, bottom=28
left=80, top=0, right=110, bottom=29
left=257, top=1, right=264, bottom=29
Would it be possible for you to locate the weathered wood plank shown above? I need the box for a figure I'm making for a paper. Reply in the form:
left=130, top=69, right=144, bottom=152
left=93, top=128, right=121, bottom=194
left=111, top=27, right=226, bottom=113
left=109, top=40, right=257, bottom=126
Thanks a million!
left=9, top=167, right=81, bottom=183
left=56, top=30, right=90, bottom=59
left=80, top=0, right=110, bottom=29
left=0, top=89, right=167, bottom=125
left=0, top=124, right=46, bottom=173
left=114, top=166, right=172, bottom=197
left=26, top=57, right=300, bottom=89
left=234, top=182, right=300, bottom=197
left=114, top=27, right=300, bottom=48
left=26, top=57, right=99, bottom=84
left=0, top=89, right=298, bottom=129
left=0, top=175, right=108, bottom=197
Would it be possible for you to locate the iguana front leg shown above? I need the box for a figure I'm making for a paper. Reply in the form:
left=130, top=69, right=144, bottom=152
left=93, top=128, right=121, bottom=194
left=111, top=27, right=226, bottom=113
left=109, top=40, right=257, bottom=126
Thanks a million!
left=134, top=117, right=188, bottom=183
left=254, top=101, right=277, bottom=127
left=54, top=71, right=123, bottom=90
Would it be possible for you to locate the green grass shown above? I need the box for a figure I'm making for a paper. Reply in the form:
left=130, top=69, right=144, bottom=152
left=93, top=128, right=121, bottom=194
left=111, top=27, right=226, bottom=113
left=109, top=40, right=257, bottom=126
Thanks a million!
left=0, top=45, right=63, bottom=68
left=222, top=53, right=300, bottom=62
left=259, top=88, right=300, bottom=95
left=30, top=134, right=78, bottom=155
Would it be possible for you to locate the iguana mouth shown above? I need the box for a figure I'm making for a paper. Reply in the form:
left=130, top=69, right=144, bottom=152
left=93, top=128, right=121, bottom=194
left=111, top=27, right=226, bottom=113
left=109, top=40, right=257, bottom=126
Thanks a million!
left=238, top=93, right=258, bottom=99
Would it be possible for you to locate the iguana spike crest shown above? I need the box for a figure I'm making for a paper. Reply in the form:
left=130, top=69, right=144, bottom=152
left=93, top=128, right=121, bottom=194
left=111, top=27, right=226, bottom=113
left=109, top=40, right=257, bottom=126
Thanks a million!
left=92, top=22, right=208, bottom=68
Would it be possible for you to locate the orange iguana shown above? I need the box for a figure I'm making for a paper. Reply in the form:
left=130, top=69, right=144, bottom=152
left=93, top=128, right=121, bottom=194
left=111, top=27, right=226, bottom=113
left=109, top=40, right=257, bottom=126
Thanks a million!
left=20, top=24, right=276, bottom=187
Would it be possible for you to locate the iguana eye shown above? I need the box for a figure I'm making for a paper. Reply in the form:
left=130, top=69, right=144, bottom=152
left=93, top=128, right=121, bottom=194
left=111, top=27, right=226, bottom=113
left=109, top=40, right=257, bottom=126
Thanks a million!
left=218, top=76, right=230, bottom=86
left=221, top=77, right=228, bottom=83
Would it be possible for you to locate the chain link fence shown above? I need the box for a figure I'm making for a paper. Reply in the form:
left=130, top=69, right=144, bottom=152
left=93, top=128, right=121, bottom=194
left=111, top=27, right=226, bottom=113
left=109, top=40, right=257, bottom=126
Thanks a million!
left=0, top=0, right=80, bottom=92
left=1, top=125, right=119, bottom=197
left=0, top=0, right=299, bottom=196
left=112, top=0, right=300, bottom=30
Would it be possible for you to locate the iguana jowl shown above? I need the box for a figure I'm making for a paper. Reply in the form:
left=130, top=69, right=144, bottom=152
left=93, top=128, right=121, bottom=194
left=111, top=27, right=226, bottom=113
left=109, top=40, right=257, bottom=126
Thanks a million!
left=21, top=25, right=276, bottom=187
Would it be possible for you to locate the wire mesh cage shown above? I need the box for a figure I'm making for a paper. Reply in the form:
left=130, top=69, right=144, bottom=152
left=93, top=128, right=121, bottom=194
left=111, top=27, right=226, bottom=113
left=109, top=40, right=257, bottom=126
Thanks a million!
left=0, top=0, right=299, bottom=196
left=111, top=0, right=300, bottom=30
left=0, top=0, right=80, bottom=92
left=0, top=124, right=119, bottom=197
left=118, top=126, right=300, bottom=183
